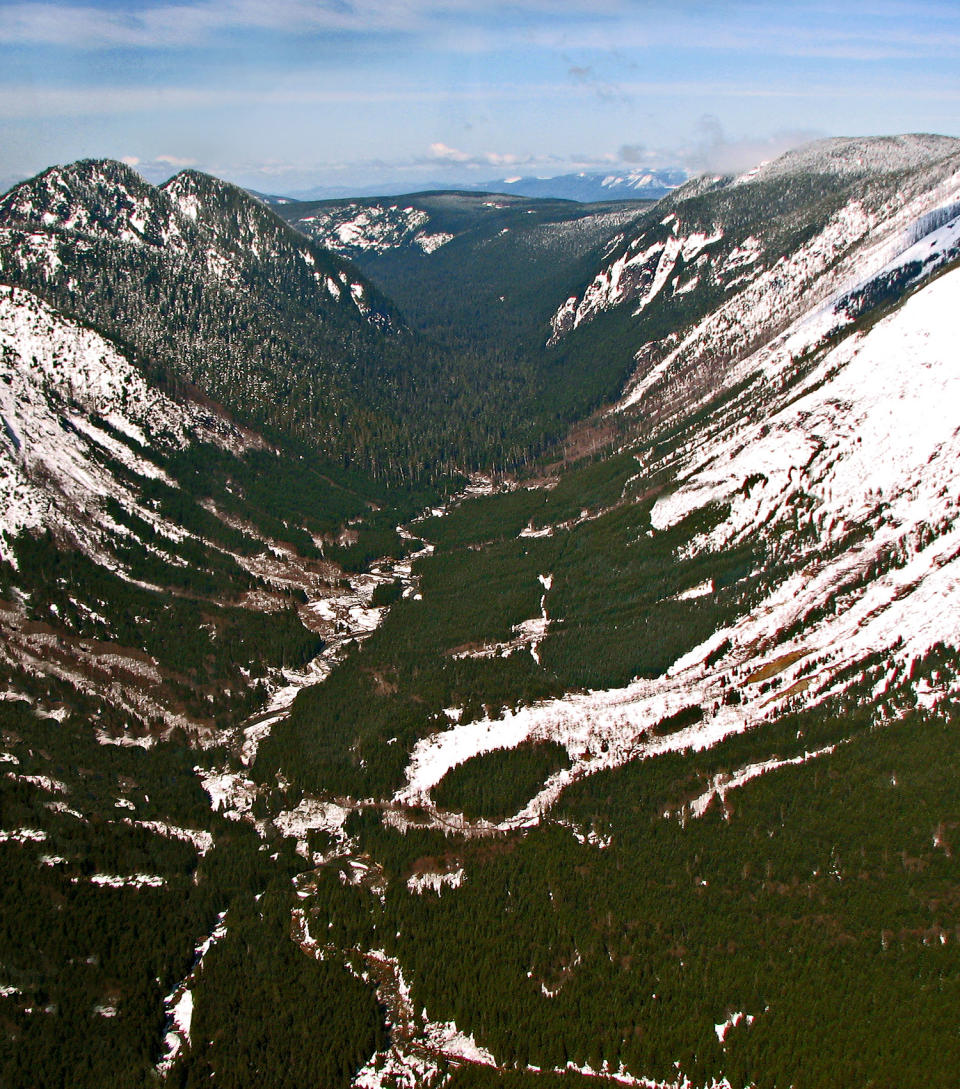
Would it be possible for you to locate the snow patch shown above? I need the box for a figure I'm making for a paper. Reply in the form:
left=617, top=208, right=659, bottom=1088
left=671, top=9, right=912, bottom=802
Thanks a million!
left=86, top=872, right=166, bottom=888
left=715, top=1011, right=755, bottom=1043
left=406, top=867, right=465, bottom=895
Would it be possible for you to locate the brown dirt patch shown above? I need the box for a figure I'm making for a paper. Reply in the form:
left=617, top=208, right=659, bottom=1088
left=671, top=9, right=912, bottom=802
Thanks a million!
left=744, top=649, right=807, bottom=685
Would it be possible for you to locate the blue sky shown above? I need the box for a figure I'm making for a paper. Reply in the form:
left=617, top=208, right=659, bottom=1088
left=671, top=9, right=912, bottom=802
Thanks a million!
left=1, top=0, right=959, bottom=194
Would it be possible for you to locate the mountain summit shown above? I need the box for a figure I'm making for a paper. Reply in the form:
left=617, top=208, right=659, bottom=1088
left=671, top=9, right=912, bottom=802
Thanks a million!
left=0, top=158, right=417, bottom=471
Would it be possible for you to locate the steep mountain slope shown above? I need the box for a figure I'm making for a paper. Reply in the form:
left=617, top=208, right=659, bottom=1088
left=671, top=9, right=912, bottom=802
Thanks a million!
left=0, top=272, right=427, bottom=1089
left=248, top=136, right=960, bottom=1089
left=0, top=284, right=248, bottom=555
left=6, top=136, right=960, bottom=1089
left=0, top=160, right=428, bottom=477
left=0, top=279, right=423, bottom=740
left=547, top=132, right=960, bottom=451
left=276, top=190, right=654, bottom=447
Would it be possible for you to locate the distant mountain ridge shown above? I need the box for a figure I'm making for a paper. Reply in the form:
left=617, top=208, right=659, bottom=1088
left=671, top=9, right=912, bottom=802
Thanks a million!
left=463, top=167, right=687, bottom=202
left=253, top=166, right=686, bottom=205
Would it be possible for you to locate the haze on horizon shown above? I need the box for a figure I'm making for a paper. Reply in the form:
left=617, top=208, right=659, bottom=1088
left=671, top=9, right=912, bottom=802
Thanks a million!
left=1, top=0, right=959, bottom=196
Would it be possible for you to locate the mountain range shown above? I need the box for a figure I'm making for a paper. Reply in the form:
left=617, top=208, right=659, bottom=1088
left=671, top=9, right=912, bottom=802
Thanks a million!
left=253, top=166, right=686, bottom=205
left=2, top=132, right=960, bottom=1089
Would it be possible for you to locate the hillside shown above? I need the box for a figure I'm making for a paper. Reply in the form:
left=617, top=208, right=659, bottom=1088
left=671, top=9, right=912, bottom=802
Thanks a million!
left=0, top=165, right=659, bottom=482
left=273, top=189, right=648, bottom=349
left=3, top=136, right=960, bottom=1089
left=540, top=137, right=960, bottom=447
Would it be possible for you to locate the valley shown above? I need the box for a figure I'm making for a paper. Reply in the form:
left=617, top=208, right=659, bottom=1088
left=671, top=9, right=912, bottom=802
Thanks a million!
left=2, top=133, right=960, bottom=1088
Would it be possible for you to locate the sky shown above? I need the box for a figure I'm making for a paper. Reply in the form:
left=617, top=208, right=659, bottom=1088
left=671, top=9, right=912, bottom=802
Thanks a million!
left=1, top=0, right=959, bottom=195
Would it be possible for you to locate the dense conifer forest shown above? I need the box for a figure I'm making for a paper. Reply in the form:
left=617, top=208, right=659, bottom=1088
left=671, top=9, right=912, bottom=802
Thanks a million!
left=4, top=137, right=960, bottom=1088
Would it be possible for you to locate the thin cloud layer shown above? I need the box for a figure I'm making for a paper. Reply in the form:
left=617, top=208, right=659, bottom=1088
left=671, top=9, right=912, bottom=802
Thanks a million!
left=1, top=0, right=958, bottom=61
left=0, top=1, right=958, bottom=193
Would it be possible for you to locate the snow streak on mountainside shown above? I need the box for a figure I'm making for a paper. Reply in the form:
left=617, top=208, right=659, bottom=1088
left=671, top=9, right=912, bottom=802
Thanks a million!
left=396, top=226, right=960, bottom=824
left=549, top=219, right=724, bottom=343
left=0, top=285, right=250, bottom=553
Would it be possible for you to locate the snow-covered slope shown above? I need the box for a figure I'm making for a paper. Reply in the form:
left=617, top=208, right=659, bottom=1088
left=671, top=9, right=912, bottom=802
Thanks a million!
left=614, top=164, right=960, bottom=431
left=0, top=283, right=292, bottom=735
left=549, top=218, right=724, bottom=343
left=0, top=284, right=249, bottom=554
left=289, top=201, right=454, bottom=256
left=548, top=135, right=960, bottom=359
left=396, top=251, right=960, bottom=821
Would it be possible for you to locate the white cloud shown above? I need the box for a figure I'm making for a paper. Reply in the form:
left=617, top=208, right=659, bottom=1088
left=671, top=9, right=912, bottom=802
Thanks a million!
left=0, top=0, right=958, bottom=66
left=428, top=142, right=472, bottom=163
left=0, top=79, right=564, bottom=121
left=682, top=115, right=824, bottom=176
left=0, top=0, right=623, bottom=49
left=426, top=142, right=544, bottom=170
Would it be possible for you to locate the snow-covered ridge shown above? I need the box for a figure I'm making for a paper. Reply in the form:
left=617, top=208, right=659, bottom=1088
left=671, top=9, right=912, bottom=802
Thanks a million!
left=731, top=133, right=960, bottom=187
left=616, top=160, right=960, bottom=420
left=600, top=169, right=686, bottom=193
left=549, top=136, right=960, bottom=352
left=0, top=160, right=186, bottom=250
left=0, top=160, right=397, bottom=331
